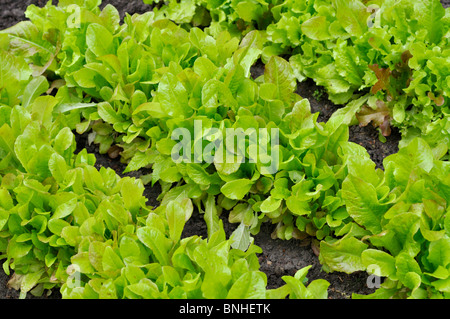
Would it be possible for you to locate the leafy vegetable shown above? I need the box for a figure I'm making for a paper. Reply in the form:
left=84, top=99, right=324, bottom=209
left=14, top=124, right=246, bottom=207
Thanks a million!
left=0, top=0, right=448, bottom=300
left=320, top=137, right=450, bottom=299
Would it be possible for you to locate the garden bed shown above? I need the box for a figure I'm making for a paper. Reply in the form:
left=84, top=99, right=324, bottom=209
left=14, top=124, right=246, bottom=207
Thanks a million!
left=0, top=0, right=449, bottom=300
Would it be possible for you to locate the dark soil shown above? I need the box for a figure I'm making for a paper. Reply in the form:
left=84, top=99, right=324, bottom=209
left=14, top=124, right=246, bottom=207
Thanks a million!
left=100, top=0, right=154, bottom=19
left=0, top=0, right=42, bottom=30
left=295, top=76, right=402, bottom=170
left=181, top=208, right=372, bottom=299
left=1, top=0, right=448, bottom=300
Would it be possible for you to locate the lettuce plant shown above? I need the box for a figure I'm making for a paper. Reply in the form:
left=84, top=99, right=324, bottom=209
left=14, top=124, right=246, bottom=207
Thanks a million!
left=320, top=137, right=450, bottom=298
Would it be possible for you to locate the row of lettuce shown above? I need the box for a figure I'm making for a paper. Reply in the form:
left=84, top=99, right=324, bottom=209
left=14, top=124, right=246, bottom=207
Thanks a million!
left=0, top=1, right=448, bottom=298
left=0, top=2, right=333, bottom=299
left=146, top=0, right=450, bottom=152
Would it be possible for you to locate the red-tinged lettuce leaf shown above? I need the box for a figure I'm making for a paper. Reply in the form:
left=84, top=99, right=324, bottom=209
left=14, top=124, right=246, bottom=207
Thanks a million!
left=369, top=64, right=392, bottom=95
left=356, top=101, right=392, bottom=136
left=428, top=92, right=445, bottom=106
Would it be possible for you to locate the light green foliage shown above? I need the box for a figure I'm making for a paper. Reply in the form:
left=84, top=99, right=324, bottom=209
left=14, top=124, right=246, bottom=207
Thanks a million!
left=0, top=68, right=327, bottom=300
left=7, top=3, right=358, bottom=250
left=320, top=137, right=450, bottom=299
left=0, top=1, right=331, bottom=299
left=143, top=0, right=450, bottom=156
left=0, top=0, right=448, bottom=300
